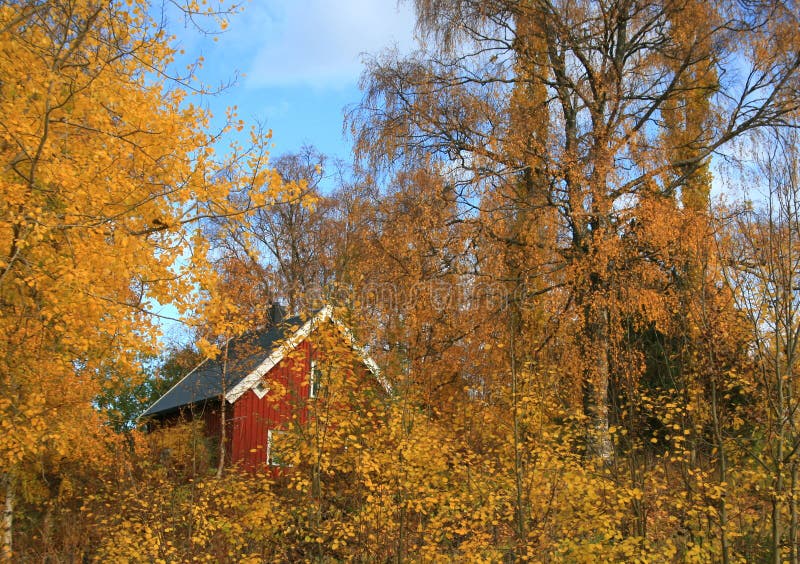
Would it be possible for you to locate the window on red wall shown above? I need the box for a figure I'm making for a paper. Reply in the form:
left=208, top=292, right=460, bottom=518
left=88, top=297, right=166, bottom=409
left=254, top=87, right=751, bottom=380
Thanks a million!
left=267, top=429, right=292, bottom=466
left=253, top=378, right=269, bottom=399
left=309, top=359, right=323, bottom=398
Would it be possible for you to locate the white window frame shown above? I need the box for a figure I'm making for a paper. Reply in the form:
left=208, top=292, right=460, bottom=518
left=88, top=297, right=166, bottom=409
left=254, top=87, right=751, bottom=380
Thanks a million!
left=267, top=429, right=291, bottom=467
left=253, top=379, right=269, bottom=399
left=309, top=359, right=322, bottom=398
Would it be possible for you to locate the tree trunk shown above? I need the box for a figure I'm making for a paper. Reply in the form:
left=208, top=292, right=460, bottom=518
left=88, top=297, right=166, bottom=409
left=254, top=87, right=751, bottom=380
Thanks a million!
left=710, top=378, right=730, bottom=564
left=791, top=461, right=798, bottom=564
left=216, top=339, right=229, bottom=478
left=2, top=473, right=13, bottom=562
left=773, top=359, right=785, bottom=564
left=509, top=312, right=528, bottom=550
left=583, top=304, right=613, bottom=461
left=772, top=484, right=783, bottom=564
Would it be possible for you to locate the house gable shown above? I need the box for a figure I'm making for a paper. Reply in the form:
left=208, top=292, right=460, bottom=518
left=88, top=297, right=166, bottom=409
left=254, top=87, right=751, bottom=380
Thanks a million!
left=140, top=305, right=386, bottom=419
left=141, top=305, right=387, bottom=471
left=226, top=305, right=388, bottom=404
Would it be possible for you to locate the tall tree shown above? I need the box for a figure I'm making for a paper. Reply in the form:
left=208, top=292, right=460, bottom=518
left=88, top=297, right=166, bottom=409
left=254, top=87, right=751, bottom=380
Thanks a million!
left=724, top=125, right=800, bottom=563
left=209, top=145, right=346, bottom=316
left=248, top=146, right=328, bottom=313
left=0, top=1, right=288, bottom=557
left=351, top=0, right=800, bottom=457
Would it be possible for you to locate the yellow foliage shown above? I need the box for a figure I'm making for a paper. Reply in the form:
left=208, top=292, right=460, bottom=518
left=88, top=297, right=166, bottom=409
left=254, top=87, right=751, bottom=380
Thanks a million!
left=0, top=1, right=292, bottom=559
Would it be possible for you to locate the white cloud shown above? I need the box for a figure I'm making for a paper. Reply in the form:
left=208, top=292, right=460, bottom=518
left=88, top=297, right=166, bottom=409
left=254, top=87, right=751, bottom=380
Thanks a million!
left=242, top=0, right=418, bottom=88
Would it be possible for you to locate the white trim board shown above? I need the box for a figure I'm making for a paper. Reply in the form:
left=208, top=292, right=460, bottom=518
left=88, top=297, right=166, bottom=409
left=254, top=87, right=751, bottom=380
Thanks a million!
left=225, top=305, right=389, bottom=403
left=225, top=306, right=331, bottom=403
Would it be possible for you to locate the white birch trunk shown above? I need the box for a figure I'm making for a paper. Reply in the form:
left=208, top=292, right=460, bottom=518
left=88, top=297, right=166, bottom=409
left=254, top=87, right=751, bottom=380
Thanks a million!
left=2, top=473, right=13, bottom=562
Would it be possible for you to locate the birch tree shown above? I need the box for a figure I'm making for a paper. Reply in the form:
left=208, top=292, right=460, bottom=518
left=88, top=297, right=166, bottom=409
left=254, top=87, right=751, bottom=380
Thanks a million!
left=351, top=0, right=800, bottom=457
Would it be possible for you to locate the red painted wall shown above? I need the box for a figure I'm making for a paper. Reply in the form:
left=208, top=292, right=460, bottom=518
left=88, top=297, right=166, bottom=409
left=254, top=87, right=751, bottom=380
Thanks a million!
left=229, top=339, right=313, bottom=470
left=150, top=332, right=381, bottom=472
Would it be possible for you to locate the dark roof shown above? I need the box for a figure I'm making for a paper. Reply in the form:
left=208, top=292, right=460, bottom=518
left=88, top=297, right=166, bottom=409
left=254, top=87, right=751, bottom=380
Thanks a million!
left=140, top=313, right=311, bottom=418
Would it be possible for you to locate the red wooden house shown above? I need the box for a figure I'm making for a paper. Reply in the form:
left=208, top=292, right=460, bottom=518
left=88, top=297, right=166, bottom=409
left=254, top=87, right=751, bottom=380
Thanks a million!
left=141, top=305, right=386, bottom=470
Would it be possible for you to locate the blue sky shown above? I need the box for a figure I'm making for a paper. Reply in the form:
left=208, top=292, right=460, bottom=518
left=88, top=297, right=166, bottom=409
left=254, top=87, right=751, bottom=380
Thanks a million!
left=172, top=0, right=418, bottom=164
left=158, top=1, right=419, bottom=340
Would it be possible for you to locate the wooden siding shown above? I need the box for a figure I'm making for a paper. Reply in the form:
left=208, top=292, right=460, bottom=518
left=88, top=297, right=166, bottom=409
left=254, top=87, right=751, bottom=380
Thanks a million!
left=230, top=339, right=313, bottom=469
left=148, top=327, right=384, bottom=473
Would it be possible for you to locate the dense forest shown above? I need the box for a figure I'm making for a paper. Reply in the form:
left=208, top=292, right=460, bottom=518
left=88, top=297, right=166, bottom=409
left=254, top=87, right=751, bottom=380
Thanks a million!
left=3, top=0, right=800, bottom=561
